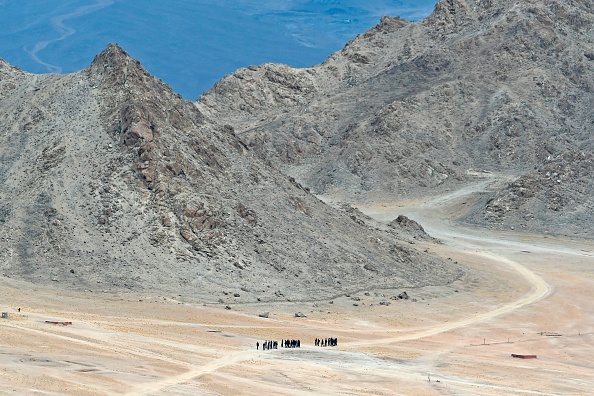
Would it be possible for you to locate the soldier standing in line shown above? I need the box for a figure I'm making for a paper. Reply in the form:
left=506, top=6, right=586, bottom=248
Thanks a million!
left=256, top=341, right=259, bottom=350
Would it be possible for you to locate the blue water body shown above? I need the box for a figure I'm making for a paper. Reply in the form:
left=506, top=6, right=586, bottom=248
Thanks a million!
left=0, top=1, right=437, bottom=99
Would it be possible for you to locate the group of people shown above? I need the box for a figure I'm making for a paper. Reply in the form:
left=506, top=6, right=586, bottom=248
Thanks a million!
left=257, top=340, right=278, bottom=350
left=282, top=339, right=301, bottom=348
left=257, top=339, right=301, bottom=350
left=257, top=338, right=337, bottom=350
left=315, top=337, right=337, bottom=347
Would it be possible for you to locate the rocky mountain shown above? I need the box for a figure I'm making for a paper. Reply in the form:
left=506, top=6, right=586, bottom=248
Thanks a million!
left=3, top=0, right=592, bottom=301
left=0, top=45, right=462, bottom=301
left=197, top=0, right=594, bottom=237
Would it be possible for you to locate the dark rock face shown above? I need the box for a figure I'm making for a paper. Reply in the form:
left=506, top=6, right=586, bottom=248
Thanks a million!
left=198, top=0, right=594, bottom=237
left=0, top=45, right=462, bottom=302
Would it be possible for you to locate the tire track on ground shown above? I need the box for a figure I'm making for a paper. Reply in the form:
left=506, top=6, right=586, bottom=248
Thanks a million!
left=124, top=350, right=254, bottom=396
left=343, top=250, right=551, bottom=347
left=122, top=179, right=553, bottom=395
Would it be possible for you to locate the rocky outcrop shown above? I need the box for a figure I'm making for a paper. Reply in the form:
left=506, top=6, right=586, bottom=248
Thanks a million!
left=389, top=215, right=439, bottom=242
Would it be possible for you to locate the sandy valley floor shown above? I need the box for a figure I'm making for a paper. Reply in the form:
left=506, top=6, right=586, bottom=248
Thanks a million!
left=1, top=181, right=593, bottom=395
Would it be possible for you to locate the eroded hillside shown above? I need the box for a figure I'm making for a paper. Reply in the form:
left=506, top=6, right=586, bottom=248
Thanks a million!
left=197, top=0, right=594, bottom=237
left=0, top=45, right=461, bottom=301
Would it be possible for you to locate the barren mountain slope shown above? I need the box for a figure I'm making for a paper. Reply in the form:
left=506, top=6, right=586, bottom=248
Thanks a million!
left=461, top=151, right=594, bottom=235
left=197, top=0, right=594, bottom=236
left=0, top=45, right=462, bottom=301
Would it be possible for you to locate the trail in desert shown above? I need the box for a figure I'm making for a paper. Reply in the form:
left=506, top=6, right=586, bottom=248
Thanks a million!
left=1, top=178, right=593, bottom=395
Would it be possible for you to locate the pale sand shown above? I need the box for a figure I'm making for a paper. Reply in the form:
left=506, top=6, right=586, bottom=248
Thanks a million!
left=1, top=185, right=593, bottom=395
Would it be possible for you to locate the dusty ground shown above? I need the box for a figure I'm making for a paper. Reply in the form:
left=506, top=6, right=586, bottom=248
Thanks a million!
left=1, top=180, right=593, bottom=395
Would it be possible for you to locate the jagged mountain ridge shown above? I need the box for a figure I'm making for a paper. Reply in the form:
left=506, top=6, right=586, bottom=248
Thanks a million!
left=0, top=45, right=462, bottom=301
left=197, top=0, right=594, bottom=237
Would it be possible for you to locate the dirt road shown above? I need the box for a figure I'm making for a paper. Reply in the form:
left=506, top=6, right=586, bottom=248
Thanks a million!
left=1, top=177, right=593, bottom=394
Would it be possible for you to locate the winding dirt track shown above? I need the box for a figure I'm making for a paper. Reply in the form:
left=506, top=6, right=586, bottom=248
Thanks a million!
left=346, top=177, right=555, bottom=346
left=344, top=251, right=551, bottom=348
left=124, top=350, right=255, bottom=396
left=124, top=246, right=552, bottom=395
left=2, top=177, right=593, bottom=395
left=122, top=177, right=557, bottom=395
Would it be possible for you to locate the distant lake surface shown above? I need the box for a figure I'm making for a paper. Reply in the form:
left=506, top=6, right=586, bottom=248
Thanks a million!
left=0, top=0, right=437, bottom=99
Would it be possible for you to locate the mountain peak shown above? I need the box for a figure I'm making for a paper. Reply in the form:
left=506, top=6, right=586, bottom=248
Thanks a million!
left=424, top=0, right=478, bottom=29
left=87, top=43, right=150, bottom=87
left=91, top=43, right=133, bottom=67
